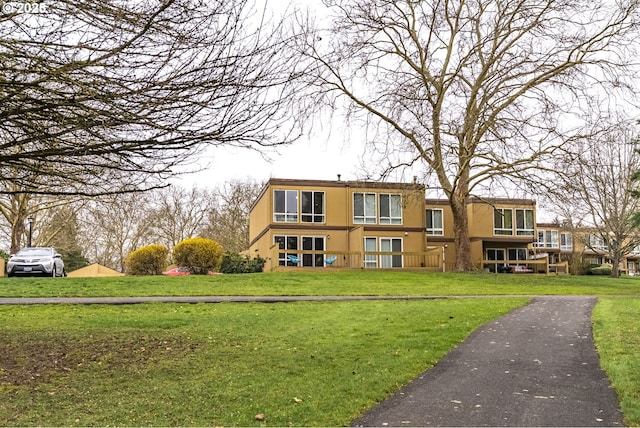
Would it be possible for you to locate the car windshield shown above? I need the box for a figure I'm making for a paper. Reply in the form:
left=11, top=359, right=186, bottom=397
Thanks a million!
left=17, top=248, right=53, bottom=257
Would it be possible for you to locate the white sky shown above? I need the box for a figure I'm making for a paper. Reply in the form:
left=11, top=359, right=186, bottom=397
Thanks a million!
left=175, top=136, right=368, bottom=187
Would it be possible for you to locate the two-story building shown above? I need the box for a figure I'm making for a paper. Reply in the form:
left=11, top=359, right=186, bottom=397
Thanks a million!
left=426, top=197, right=542, bottom=272
left=248, top=178, right=431, bottom=270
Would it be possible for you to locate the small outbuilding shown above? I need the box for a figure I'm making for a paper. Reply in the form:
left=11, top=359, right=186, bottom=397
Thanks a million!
left=67, top=263, right=125, bottom=278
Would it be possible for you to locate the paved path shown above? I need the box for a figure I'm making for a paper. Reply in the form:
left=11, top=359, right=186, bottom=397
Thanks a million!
left=352, top=296, right=624, bottom=427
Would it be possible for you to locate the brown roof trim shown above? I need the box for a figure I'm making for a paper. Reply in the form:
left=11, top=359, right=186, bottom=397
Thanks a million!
left=266, top=178, right=425, bottom=190
left=425, top=196, right=536, bottom=206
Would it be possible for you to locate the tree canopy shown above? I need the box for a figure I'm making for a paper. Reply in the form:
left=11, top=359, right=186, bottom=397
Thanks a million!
left=292, top=0, right=640, bottom=270
left=0, top=0, right=303, bottom=195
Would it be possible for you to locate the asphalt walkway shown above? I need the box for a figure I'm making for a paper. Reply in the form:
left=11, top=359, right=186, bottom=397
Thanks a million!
left=352, top=296, right=624, bottom=427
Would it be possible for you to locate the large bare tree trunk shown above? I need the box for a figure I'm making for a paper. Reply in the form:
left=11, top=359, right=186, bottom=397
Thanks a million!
left=450, top=195, right=475, bottom=271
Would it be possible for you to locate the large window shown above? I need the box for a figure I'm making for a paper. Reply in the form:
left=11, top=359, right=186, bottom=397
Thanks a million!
left=302, top=236, right=325, bottom=267
left=494, top=209, right=513, bottom=235
left=515, top=209, right=534, bottom=236
left=301, top=191, right=325, bottom=223
left=536, top=230, right=559, bottom=248
left=508, top=248, right=528, bottom=261
left=426, top=209, right=444, bottom=235
left=354, top=193, right=377, bottom=224
left=274, top=190, right=298, bottom=222
left=274, top=235, right=299, bottom=266
left=560, top=233, right=573, bottom=251
left=380, top=238, right=403, bottom=268
left=589, top=234, right=607, bottom=250
left=379, top=194, right=402, bottom=224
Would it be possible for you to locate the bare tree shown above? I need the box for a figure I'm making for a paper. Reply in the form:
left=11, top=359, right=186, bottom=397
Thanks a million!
left=0, top=185, right=85, bottom=253
left=549, top=121, right=640, bottom=277
left=292, top=0, right=640, bottom=270
left=0, top=0, right=303, bottom=195
left=79, top=194, right=155, bottom=271
left=201, top=179, right=263, bottom=253
left=147, top=185, right=217, bottom=252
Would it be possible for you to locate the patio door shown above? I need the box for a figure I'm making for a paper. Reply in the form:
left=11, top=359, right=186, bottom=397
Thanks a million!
left=380, top=238, right=403, bottom=268
left=486, top=248, right=506, bottom=273
left=302, top=236, right=325, bottom=267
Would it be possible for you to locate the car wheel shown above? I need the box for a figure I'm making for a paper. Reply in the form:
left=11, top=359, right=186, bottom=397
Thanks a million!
left=51, top=266, right=56, bottom=277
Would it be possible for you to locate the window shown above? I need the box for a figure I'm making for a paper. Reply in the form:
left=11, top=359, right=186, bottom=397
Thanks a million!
left=546, top=230, right=559, bottom=248
left=515, top=209, right=534, bottom=236
left=380, top=238, right=403, bottom=268
left=508, top=248, right=528, bottom=261
left=354, top=193, right=377, bottom=224
left=302, top=236, right=325, bottom=267
left=274, top=190, right=298, bottom=222
left=364, top=237, right=377, bottom=268
left=589, top=234, right=607, bottom=250
left=301, top=191, right=325, bottom=223
left=379, top=194, right=402, bottom=224
left=274, top=235, right=298, bottom=266
left=426, top=209, right=444, bottom=235
left=494, top=209, right=513, bottom=235
left=537, top=230, right=560, bottom=248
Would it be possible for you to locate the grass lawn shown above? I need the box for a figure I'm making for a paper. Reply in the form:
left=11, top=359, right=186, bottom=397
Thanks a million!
left=1, top=270, right=640, bottom=297
left=593, top=298, right=640, bottom=426
left=1, top=271, right=640, bottom=426
left=0, top=298, right=528, bottom=426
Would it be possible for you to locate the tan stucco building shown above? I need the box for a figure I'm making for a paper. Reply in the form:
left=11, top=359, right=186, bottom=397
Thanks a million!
left=249, top=178, right=430, bottom=270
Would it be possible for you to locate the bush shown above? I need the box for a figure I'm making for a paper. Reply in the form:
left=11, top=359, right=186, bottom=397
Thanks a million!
left=125, top=244, right=169, bottom=275
left=590, top=263, right=613, bottom=276
left=173, top=237, right=223, bottom=274
left=219, top=252, right=266, bottom=274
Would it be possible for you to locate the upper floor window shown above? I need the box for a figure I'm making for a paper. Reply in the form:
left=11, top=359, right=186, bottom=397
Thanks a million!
left=515, top=209, right=534, bottom=236
left=536, top=230, right=559, bottom=248
left=426, top=209, right=444, bottom=235
left=354, top=193, right=377, bottom=224
left=379, top=194, right=402, bottom=224
left=301, top=191, right=325, bottom=223
left=494, top=208, right=513, bottom=235
left=560, top=232, right=573, bottom=251
left=274, top=190, right=298, bottom=222
left=589, top=234, right=607, bottom=250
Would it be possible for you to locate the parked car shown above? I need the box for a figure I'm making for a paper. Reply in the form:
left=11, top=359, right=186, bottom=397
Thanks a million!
left=7, top=247, right=65, bottom=277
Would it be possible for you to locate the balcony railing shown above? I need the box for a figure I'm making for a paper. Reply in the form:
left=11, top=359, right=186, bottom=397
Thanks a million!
left=480, top=258, right=569, bottom=275
left=269, top=247, right=444, bottom=271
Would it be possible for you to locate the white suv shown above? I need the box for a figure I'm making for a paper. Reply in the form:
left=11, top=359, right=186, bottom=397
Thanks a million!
left=7, top=247, right=65, bottom=277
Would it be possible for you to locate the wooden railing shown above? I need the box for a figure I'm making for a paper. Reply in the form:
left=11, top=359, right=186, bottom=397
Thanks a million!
left=269, top=247, right=443, bottom=272
left=480, top=258, right=569, bottom=275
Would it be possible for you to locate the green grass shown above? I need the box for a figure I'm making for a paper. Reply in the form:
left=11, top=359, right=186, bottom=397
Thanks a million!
left=3, top=271, right=640, bottom=426
left=593, top=298, right=640, bottom=427
left=1, top=270, right=640, bottom=297
left=0, top=298, right=528, bottom=426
